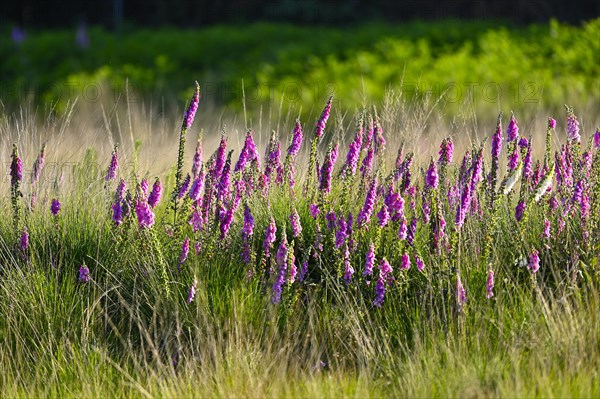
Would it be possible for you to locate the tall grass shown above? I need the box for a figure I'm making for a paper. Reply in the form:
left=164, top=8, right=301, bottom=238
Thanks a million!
left=0, top=88, right=598, bottom=398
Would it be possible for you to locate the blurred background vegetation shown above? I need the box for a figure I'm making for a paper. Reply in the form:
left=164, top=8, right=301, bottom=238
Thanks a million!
left=1, top=1, right=599, bottom=123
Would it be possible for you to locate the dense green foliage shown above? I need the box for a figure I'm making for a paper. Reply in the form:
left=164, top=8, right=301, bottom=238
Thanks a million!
left=2, top=19, right=599, bottom=117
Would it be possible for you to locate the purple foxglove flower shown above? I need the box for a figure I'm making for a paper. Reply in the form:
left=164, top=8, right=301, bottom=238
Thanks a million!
left=79, top=264, right=90, bottom=283
left=506, top=113, right=519, bottom=142
left=10, top=145, right=22, bottom=186
left=447, top=184, right=460, bottom=210
left=105, top=146, right=118, bottom=182
left=364, top=117, right=374, bottom=150
left=20, top=228, right=29, bottom=252
left=360, top=144, right=374, bottom=178
left=594, top=129, right=600, bottom=148
left=319, top=144, right=338, bottom=194
left=456, top=275, right=466, bottom=311
left=189, top=206, right=204, bottom=233
left=408, top=186, right=416, bottom=209
left=492, top=119, right=503, bottom=159
left=523, top=145, right=533, bottom=179
left=192, top=137, right=203, bottom=178
left=388, top=193, right=405, bottom=222
left=241, top=242, right=252, bottom=264
left=138, top=179, right=148, bottom=198
left=531, top=161, right=543, bottom=188
left=242, top=204, right=255, bottom=239
left=558, top=217, right=565, bottom=234
left=581, top=194, right=590, bottom=219
left=180, top=237, right=190, bottom=265
left=309, top=203, right=320, bottom=219
left=115, top=179, right=126, bottom=202
left=373, top=275, right=386, bottom=307
left=566, top=109, right=580, bottom=143
left=507, top=149, right=519, bottom=171
left=346, top=212, right=354, bottom=237
left=548, top=195, right=559, bottom=210
left=276, top=163, right=285, bottom=185
left=455, top=182, right=472, bottom=229
left=188, top=172, right=205, bottom=203
left=122, top=192, right=132, bottom=218
left=486, top=269, right=494, bottom=299
left=572, top=179, right=584, bottom=205
left=182, top=82, right=200, bottom=130
left=434, top=212, right=447, bottom=249
left=549, top=117, right=556, bottom=129
left=187, top=280, right=197, bottom=304
left=290, top=207, right=302, bottom=238
left=515, top=199, right=526, bottom=222
left=263, top=218, right=277, bottom=258
left=528, top=248, right=540, bottom=273
left=217, top=151, right=233, bottom=201
left=178, top=174, right=191, bottom=199
left=458, top=151, right=472, bottom=185
left=272, top=233, right=289, bottom=304
left=288, top=249, right=297, bottom=284
left=415, top=255, right=425, bottom=272
left=315, top=96, right=333, bottom=140
left=299, top=260, right=309, bottom=282
left=213, top=135, right=228, bottom=181
left=148, top=178, right=163, bottom=208
left=219, top=204, right=236, bottom=239
left=195, top=242, right=201, bottom=255
left=398, top=216, right=408, bottom=240
left=235, top=130, right=259, bottom=172
left=407, top=216, right=417, bottom=246
left=264, top=133, right=281, bottom=183
left=326, top=210, right=337, bottom=230
left=112, top=202, right=123, bottom=226
left=518, top=137, right=529, bottom=149
left=470, top=194, right=481, bottom=216
left=31, top=145, right=46, bottom=186
left=374, top=258, right=393, bottom=307
left=581, top=151, right=593, bottom=176
left=425, top=158, right=439, bottom=189
left=51, top=199, right=61, bottom=216
left=342, top=245, right=354, bottom=285
left=471, top=151, right=484, bottom=184
left=543, top=219, right=551, bottom=239
left=438, top=137, right=454, bottom=164
left=335, top=217, right=347, bottom=249
left=363, top=242, right=376, bottom=277
left=377, top=204, right=390, bottom=228
left=313, top=224, right=323, bottom=254
left=287, top=163, right=297, bottom=188
left=344, top=121, right=363, bottom=176
left=400, top=253, right=410, bottom=270
left=422, top=199, right=431, bottom=224
left=379, top=256, right=393, bottom=278
left=135, top=198, right=155, bottom=228
left=287, top=120, right=303, bottom=158
left=357, top=178, right=377, bottom=227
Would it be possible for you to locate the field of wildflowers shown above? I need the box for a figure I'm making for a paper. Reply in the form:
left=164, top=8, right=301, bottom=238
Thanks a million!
left=0, top=82, right=599, bottom=397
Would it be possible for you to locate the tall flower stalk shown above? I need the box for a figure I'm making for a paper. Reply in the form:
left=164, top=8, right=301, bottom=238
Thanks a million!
left=488, top=113, right=503, bottom=209
left=171, top=81, right=200, bottom=225
left=10, top=144, right=23, bottom=230
left=304, top=96, right=332, bottom=198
